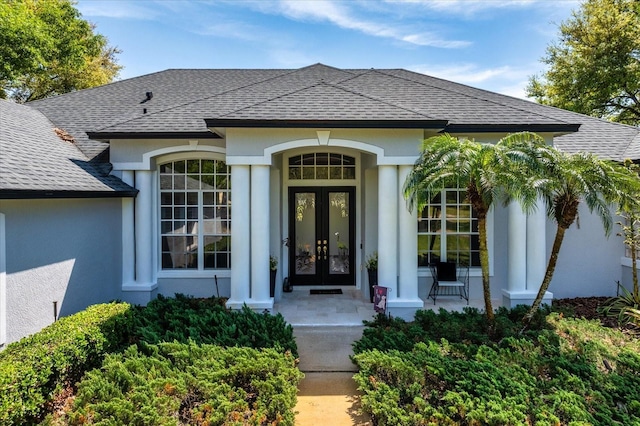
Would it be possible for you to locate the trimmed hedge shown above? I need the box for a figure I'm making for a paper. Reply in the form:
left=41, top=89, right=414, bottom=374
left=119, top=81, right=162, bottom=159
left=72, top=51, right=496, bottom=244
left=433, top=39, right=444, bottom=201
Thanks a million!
left=0, top=302, right=134, bottom=425
left=353, top=313, right=640, bottom=425
left=353, top=305, right=552, bottom=355
left=133, top=294, right=298, bottom=357
left=60, top=342, right=303, bottom=425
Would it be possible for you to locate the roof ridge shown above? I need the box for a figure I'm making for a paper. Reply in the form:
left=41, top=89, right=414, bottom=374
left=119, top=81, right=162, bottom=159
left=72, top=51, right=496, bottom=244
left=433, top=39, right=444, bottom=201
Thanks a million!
left=94, top=70, right=294, bottom=131
left=378, top=69, right=578, bottom=126
left=217, top=79, right=441, bottom=120
left=327, top=75, right=444, bottom=120
left=95, top=65, right=361, bottom=131
left=93, top=66, right=352, bottom=132
left=27, top=104, right=92, bottom=163
left=623, top=131, right=640, bottom=159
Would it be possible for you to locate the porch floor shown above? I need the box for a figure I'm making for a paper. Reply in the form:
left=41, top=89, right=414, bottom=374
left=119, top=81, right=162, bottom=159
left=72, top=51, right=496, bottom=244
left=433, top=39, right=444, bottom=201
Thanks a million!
left=273, top=285, right=500, bottom=326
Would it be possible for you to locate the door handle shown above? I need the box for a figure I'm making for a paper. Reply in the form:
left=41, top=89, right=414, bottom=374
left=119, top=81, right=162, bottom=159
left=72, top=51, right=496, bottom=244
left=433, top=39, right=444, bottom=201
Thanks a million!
left=322, top=245, right=327, bottom=260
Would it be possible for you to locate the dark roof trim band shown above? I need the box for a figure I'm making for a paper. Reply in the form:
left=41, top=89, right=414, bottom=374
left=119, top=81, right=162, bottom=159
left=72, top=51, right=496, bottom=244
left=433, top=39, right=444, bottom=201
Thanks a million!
left=0, top=189, right=139, bottom=200
left=443, top=123, right=581, bottom=133
left=86, top=131, right=221, bottom=141
left=204, top=119, right=449, bottom=129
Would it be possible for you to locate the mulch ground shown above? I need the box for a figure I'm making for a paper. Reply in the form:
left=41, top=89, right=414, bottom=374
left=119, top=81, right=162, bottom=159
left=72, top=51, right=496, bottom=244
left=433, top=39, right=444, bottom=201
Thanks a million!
left=553, top=296, right=619, bottom=328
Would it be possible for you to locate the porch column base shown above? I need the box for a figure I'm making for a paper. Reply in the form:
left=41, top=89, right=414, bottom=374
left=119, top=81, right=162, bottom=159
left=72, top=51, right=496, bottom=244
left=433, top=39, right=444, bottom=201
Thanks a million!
left=387, top=298, right=424, bottom=309
left=387, top=298, right=424, bottom=321
left=501, top=290, right=552, bottom=309
left=226, top=298, right=274, bottom=312
left=122, top=283, right=158, bottom=306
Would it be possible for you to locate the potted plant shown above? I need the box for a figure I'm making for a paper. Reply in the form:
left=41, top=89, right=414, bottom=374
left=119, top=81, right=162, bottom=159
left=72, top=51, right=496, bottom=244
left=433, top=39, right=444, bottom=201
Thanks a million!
left=364, top=251, right=378, bottom=303
left=269, top=255, right=278, bottom=298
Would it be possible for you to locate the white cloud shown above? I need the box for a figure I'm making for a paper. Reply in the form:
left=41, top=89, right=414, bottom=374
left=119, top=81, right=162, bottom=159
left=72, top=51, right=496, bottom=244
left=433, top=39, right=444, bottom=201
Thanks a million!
left=77, top=1, right=160, bottom=20
left=385, top=0, right=559, bottom=16
left=411, top=63, right=513, bottom=83
left=274, top=0, right=470, bottom=48
left=409, top=63, right=536, bottom=99
left=196, top=21, right=266, bottom=42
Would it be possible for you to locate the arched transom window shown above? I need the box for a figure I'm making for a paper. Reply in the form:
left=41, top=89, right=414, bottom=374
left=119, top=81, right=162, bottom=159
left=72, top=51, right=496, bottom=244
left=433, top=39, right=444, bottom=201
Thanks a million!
left=159, top=159, right=231, bottom=270
left=289, top=153, right=356, bottom=180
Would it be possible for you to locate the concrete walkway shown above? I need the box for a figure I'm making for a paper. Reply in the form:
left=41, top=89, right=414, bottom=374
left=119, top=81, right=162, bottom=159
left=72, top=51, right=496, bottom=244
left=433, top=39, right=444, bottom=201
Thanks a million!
left=293, top=326, right=371, bottom=426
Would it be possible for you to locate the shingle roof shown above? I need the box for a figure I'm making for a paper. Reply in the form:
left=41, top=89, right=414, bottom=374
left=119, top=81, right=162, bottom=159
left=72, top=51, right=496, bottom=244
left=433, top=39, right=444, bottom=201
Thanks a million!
left=0, top=100, right=137, bottom=198
left=28, top=63, right=639, bottom=161
left=381, top=68, right=640, bottom=160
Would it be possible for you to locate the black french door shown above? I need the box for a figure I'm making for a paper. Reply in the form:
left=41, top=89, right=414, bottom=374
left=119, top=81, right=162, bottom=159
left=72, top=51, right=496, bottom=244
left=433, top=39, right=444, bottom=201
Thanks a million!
left=288, top=187, right=355, bottom=286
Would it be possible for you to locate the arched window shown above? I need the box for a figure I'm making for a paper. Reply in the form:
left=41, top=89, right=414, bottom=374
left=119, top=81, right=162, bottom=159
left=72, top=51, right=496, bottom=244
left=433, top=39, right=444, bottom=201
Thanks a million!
left=288, top=153, right=356, bottom=180
left=159, top=159, right=231, bottom=270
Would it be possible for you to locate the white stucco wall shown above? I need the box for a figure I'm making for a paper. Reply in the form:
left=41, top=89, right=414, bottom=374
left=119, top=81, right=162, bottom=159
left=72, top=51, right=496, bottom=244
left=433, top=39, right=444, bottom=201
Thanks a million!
left=226, top=128, right=426, bottom=158
left=110, top=138, right=226, bottom=168
left=0, top=198, right=123, bottom=344
left=547, top=204, right=624, bottom=298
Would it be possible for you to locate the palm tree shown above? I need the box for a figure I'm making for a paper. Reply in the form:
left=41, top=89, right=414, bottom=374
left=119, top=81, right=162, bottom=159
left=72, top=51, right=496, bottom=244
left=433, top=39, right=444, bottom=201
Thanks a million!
left=403, top=133, right=546, bottom=330
left=523, top=149, right=640, bottom=324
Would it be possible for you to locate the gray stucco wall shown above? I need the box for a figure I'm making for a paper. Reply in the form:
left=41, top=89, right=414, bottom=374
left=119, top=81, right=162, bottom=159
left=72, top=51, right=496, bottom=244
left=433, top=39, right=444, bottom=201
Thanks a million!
left=1, top=198, right=123, bottom=344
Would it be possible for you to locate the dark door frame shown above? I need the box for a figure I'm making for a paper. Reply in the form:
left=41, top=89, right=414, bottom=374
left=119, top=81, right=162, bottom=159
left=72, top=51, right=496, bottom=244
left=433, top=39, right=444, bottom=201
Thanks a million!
left=288, top=186, right=356, bottom=286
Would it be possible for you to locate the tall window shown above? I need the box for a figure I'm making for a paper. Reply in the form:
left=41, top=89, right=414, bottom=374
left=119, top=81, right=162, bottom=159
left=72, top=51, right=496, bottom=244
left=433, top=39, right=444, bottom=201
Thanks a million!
left=159, top=159, right=231, bottom=270
left=418, top=189, right=480, bottom=267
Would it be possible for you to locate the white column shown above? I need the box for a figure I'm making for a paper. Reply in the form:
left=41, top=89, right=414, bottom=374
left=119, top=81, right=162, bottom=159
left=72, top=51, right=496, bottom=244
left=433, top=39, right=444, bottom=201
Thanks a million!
left=269, top=168, right=281, bottom=299
left=378, top=165, right=398, bottom=299
left=396, top=166, right=423, bottom=308
left=507, top=202, right=527, bottom=292
left=121, top=171, right=135, bottom=286
left=526, top=198, right=552, bottom=306
left=250, top=165, right=273, bottom=308
left=527, top=199, right=547, bottom=291
left=228, top=165, right=251, bottom=308
left=134, top=170, right=154, bottom=287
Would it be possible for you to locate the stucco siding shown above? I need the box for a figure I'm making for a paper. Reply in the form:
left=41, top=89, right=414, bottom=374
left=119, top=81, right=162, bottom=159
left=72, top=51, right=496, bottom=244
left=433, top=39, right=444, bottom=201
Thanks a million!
left=110, top=138, right=226, bottom=167
left=225, top=128, right=425, bottom=158
left=156, top=276, right=230, bottom=299
left=1, top=198, right=123, bottom=344
left=546, top=205, right=623, bottom=298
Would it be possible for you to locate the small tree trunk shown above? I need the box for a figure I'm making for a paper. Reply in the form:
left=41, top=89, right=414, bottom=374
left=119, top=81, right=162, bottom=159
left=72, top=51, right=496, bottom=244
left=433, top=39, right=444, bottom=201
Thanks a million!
left=523, top=224, right=567, bottom=327
left=478, top=215, right=495, bottom=329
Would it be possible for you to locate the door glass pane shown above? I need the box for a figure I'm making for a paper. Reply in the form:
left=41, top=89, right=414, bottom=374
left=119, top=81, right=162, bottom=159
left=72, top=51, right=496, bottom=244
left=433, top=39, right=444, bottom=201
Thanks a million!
left=294, top=192, right=316, bottom=275
left=328, top=192, right=349, bottom=274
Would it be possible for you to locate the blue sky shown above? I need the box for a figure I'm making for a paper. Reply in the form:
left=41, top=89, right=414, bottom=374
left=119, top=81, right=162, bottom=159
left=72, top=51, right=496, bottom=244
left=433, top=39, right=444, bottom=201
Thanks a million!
left=77, top=0, right=580, bottom=99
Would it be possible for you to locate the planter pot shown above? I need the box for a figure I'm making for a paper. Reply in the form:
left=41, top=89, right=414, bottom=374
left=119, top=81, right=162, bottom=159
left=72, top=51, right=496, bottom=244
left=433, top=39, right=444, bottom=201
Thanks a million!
left=367, top=268, right=378, bottom=303
left=270, top=269, right=277, bottom=298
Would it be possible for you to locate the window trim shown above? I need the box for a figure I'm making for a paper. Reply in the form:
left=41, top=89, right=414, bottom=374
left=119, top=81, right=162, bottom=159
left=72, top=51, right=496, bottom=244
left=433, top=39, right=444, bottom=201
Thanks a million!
left=417, top=190, right=494, bottom=276
left=156, top=153, right=231, bottom=275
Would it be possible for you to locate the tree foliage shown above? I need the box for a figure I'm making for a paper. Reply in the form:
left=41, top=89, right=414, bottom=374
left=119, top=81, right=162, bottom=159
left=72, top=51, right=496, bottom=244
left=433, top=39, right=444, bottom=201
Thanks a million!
left=0, top=0, right=121, bottom=102
left=403, top=133, right=547, bottom=331
left=527, top=0, right=640, bottom=126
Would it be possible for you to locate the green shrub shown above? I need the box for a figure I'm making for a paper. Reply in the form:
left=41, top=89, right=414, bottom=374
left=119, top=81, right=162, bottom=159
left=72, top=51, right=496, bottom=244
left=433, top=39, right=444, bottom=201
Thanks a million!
left=353, top=314, right=640, bottom=425
left=353, top=305, right=551, bottom=355
left=0, top=302, right=134, bottom=425
left=59, top=342, right=303, bottom=425
left=133, top=294, right=298, bottom=357
left=600, top=283, right=640, bottom=329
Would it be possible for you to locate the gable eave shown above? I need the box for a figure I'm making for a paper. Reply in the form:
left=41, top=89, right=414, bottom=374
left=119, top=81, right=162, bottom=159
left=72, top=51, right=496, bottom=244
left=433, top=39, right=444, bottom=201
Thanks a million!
left=204, top=118, right=449, bottom=130
left=443, top=123, right=581, bottom=134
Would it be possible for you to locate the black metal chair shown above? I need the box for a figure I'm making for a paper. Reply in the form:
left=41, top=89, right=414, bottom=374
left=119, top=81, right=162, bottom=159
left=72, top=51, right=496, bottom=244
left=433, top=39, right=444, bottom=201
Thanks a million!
left=428, top=261, right=470, bottom=305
